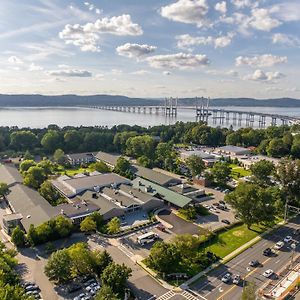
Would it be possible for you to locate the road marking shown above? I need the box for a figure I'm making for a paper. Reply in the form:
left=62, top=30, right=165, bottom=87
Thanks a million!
left=156, top=290, right=175, bottom=300
left=146, top=296, right=156, bottom=300
left=182, top=290, right=203, bottom=300
left=275, top=259, right=281, bottom=264
left=117, top=244, right=134, bottom=258
left=215, top=256, right=273, bottom=300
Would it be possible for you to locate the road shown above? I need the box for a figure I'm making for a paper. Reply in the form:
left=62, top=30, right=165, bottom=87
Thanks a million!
left=189, top=217, right=300, bottom=300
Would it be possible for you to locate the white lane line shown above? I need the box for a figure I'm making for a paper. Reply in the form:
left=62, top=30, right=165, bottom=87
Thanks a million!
left=275, top=259, right=281, bottom=264
left=146, top=296, right=156, bottom=300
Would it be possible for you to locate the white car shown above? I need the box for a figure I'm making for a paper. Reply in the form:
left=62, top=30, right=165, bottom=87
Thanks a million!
left=221, top=273, right=231, bottom=283
left=284, top=236, right=292, bottom=243
left=263, top=269, right=273, bottom=278
left=274, top=241, right=284, bottom=250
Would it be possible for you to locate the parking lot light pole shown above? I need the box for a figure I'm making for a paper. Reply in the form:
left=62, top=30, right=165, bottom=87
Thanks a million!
left=290, top=243, right=296, bottom=270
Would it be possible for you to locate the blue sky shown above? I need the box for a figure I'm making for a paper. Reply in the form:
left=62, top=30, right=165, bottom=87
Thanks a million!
left=0, top=0, right=300, bottom=98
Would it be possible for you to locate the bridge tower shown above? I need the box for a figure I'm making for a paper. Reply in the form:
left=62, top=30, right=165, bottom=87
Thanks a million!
left=196, top=97, right=210, bottom=123
left=164, top=97, right=178, bottom=116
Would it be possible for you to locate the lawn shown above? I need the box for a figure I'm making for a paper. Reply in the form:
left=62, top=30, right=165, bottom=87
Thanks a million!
left=56, top=165, right=94, bottom=176
left=229, top=163, right=251, bottom=179
left=203, top=223, right=266, bottom=258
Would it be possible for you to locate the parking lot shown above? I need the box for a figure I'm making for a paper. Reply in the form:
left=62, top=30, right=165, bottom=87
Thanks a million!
left=195, top=197, right=237, bottom=231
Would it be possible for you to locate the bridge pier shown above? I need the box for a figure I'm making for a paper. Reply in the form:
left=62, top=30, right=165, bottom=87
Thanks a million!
left=259, top=115, right=266, bottom=128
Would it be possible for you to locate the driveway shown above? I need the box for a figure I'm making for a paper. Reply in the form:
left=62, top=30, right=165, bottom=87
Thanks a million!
left=158, top=210, right=201, bottom=235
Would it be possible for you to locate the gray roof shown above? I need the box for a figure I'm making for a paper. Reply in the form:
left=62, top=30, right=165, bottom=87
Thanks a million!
left=65, top=173, right=129, bottom=191
left=0, top=164, right=23, bottom=186
left=181, top=150, right=215, bottom=159
left=216, top=145, right=250, bottom=154
left=132, top=177, right=192, bottom=208
left=102, top=187, right=140, bottom=207
left=79, top=191, right=123, bottom=215
left=57, top=199, right=99, bottom=219
left=131, top=165, right=181, bottom=186
left=66, top=152, right=96, bottom=160
left=169, top=184, right=198, bottom=194
left=119, top=184, right=154, bottom=203
left=6, top=184, right=58, bottom=231
left=95, top=151, right=120, bottom=166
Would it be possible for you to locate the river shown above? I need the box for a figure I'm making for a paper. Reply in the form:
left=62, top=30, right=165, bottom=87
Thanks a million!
left=0, top=106, right=299, bottom=128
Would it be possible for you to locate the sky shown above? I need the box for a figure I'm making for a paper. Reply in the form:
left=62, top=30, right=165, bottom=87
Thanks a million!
left=0, top=0, right=300, bottom=99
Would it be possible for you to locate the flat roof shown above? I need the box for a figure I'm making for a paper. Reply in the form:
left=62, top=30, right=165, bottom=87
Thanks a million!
left=102, top=187, right=140, bottom=207
left=0, top=164, right=23, bottom=186
left=216, top=145, right=250, bottom=153
left=181, top=150, right=215, bottom=159
left=131, top=165, right=181, bottom=186
left=132, top=177, right=192, bottom=208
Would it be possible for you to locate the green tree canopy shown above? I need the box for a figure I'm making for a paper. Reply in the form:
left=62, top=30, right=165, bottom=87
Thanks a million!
left=39, top=181, right=63, bottom=206
left=10, top=131, right=38, bottom=151
left=90, top=161, right=110, bottom=173
left=0, top=183, right=9, bottom=198
left=210, top=161, right=231, bottom=186
left=95, top=285, right=119, bottom=300
left=250, top=159, right=275, bottom=186
left=19, top=160, right=36, bottom=173
left=106, top=217, right=120, bottom=234
left=23, top=166, right=47, bottom=189
left=41, top=130, right=63, bottom=154
left=125, top=135, right=155, bottom=158
left=185, top=154, right=205, bottom=177
left=53, top=148, right=65, bottom=164
left=80, top=217, right=97, bottom=233
left=11, top=226, right=26, bottom=248
left=101, top=263, right=132, bottom=296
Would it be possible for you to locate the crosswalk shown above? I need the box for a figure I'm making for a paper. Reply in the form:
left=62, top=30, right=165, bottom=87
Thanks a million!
left=156, top=290, right=176, bottom=300
left=182, top=290, right=204, bottom=300
left=117, top=243, right=134, bottom=258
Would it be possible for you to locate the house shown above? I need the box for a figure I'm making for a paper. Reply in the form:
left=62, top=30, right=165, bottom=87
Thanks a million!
left=0, top=164, right=23, bottom=187
left=131, top=165, right=181, bottom=187
left=132, top=177, right=192, bottom=209
left=215, top=145, right=251, bottom=156
left=52, top=172, right=130, bottom=198
left=66, top=152, right=96, bottom=166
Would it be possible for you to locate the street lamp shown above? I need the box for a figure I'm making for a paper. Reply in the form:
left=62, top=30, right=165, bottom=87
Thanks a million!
left=290, top=243, right=296, bottom=270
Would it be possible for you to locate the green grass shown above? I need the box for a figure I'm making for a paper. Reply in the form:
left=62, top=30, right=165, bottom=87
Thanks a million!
left=229, top=163, right=251, bottom=179
left=203, top=223, right=266, bottom=258
left=56, top=165, right=94, bottom=176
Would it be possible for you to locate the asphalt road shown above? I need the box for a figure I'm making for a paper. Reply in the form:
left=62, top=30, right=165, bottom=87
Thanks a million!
left=189, top=217, right=300, bottom=300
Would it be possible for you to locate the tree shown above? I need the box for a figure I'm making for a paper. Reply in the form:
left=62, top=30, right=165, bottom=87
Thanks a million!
left=90, top=212, right=104, bottom=231
left=0, top=183, right=9, bottom=198
left=80, top=217, right=97, bottom=233
left=276, top=159, right=300, bottom=207
left=225, top=183, right=276, bottom=228
left=0, top=282, right=30, bottom=300
left=23, top=150, right=33, bottom=160
left=39, top=181, right=63, bottom=206
left=291, top=134, right=300, bottom=158
left=11, top=226, right=26, bottom=248
left=37, top=159, right=55, bottom=175
left=185, top=154, right=205, bottom=177
left=19, top=160, right=36, bottom=173
left=101, top=263, right=132, bottom=295
left=41, top=130, right=63, bottom=154
left=106, top=217, right=120, bottom=234
left=125, top=135, right=155, bottom=158
left=9, top=131, right=38, bottom=151
left=64, top=130, right=82, bottom=152
left=92, top=250, right=113, bottom=274
left=95, top=285, right=119, bottom=300
left=114, top=157, right=132, bottom=178
left=44, top=249, right=72, bottom=283
left=53, top=215, right=73, bottom=238
left=266, top=138, right=289, bottom=157
left=137, top=155, right=152, bottom=168
left=90, top=161, right=110, bottom=173
left=210, top=161, right=231, bottom=186
left=27, top=224, right=39, bottom=246
left=53, top=149, right=65, bottom=164
left=23, top=166, right=47, bottom=189
left=241, top=281, right=256, bottom=300
left=250, top=160, right=275, bottom=186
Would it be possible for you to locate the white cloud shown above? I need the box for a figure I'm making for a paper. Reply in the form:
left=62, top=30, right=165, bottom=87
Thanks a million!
left=235, top=54, right=287, bottom=67
left=116, top=43, right=156, bottom=59
left=95, top=73, right=104, bottom=80
left=8, top=56, right=23, bottom=64
left=146, top=53, right=210, bottom=69
left=227, top=69, right=239, bottom=77
left=111, top=68, right=123, bottom=75
left=176, top=33, right=234, bottom=50
left=59, top=15, right=143, bottom=52
left=271, top=2, right=300, bottom=22
left=215, top=1, right=227, bottom=14
left=231, top=0, right=257, bottom=9
left=245, top=69, right=285, bottom=82
left=95, top=8, right=101, bottom=15
left=28, top=63, right=43, bottom=71
left=272, top=33, right=300, bottom=47
left=160, top=0, right=209, bottom=27
left=47, top=69, right=92, bottom=77
left=131, top=70, right=151, bottom=75
left=249, top=8, right=281, bottom=32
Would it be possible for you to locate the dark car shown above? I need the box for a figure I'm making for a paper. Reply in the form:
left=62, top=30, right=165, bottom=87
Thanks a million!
left=263, top=248, right=273, bottom=256
left=249, top=260, right=260, bottom=267
left=221, top=219, right=231, bottom=225
left=219, top=200, right=226, bottom=205
left=293, top=228, right=300, bottom=236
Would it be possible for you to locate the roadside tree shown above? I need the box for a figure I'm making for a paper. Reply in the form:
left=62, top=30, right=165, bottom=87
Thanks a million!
left=95, top=285, right=119, bottom=300
left=0, top=182, right=9, bottom=198
left=106, top=217, right=120, bottom=234
left=250, top=159, right=275, bottom=186
left=185, top=154, right=205, bottom=177
left=11, top=226, right=27, bottom=247
left=210, top=161, right=231, bottom=186
left=80, top=217, right=97, bottom=233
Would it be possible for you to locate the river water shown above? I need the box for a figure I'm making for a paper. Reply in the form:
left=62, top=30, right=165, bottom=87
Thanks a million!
left=0, top=106, right=299, bottom=129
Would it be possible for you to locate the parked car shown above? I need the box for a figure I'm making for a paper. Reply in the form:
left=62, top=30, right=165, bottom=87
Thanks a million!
left=233, top=274, right=241, bottom=285
left=25, top=285, right=39, bottom=292
left=221, top=219, right=231, bottom=225
left=249, top=260, right=260, bottom=267
left=263, top=248, right=273, bottom=256
left=221, top=273, right=231, bottom=283
left=67, top=283, right=81, bottom=293
left=274, top=241, right=284, bottom=250
left=263, top=269, right=273, bottom=278
left=157, top=224, right=166, bottom=232
left=293, top=228, right=300, bottom=235
left=283, top=236, right=292, bottom=243
left=219, top=200, right=226, bottom=205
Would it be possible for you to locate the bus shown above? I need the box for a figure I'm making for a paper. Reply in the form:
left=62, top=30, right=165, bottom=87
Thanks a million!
left=137, top=231, right=159, bottom=245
